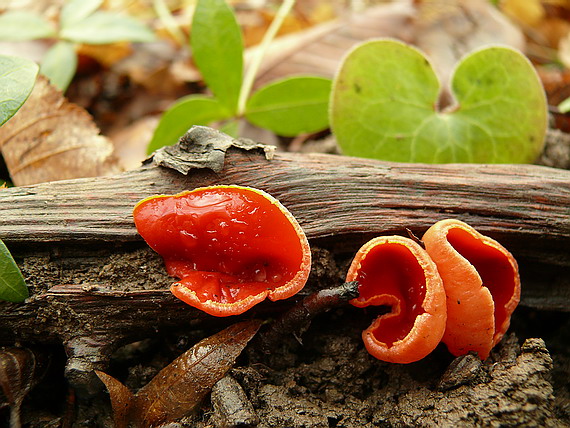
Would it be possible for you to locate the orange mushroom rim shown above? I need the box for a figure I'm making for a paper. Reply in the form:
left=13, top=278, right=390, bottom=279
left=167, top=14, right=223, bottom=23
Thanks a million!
left=133, top=186, right=521, bottom=362
left=133, top=185, right=311, bottom=317
left=422, top=219, right=521, bottom=360
left=346, top=236, right=447, bottom=364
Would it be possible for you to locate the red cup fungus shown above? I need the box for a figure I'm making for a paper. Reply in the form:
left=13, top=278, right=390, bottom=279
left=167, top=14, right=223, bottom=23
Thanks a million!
left=346, top=236, right=447, bottom=364
left=133, top=185, right=311, bottom=317
left=422, top=219, right=521, bottom=360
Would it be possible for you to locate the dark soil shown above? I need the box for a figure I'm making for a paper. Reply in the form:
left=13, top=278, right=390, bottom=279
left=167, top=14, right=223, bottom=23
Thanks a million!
left=4, top=246, right=570, bottom=427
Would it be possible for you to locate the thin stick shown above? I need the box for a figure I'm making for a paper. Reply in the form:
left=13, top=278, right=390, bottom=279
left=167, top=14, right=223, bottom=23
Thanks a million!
left=237, top=0, right=296, bottom=115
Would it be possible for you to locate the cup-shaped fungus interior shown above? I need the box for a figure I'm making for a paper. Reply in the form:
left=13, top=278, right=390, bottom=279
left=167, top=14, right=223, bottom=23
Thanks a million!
left=351, top=242, right=427, bottom=346
left=347, top=235, right=448, bottom=365
left=446, top=227, right=519, bottom=344
left=133, top=186, right=310, bottom=315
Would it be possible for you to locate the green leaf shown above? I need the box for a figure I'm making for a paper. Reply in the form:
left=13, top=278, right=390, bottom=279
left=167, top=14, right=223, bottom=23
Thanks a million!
left=219, top=119, right=239, bottom=137
left=0, top=238, right=28, bottom=303
left=40, top=41, right=77, bottom=92
left=0, top=55, right=39, bottom=126
left=60, top=0, right=103, bottom=28
left=0, top=11, right=56, bottom=41
left=147, top=95, right=230, bottom=154
left=245, top=76, right=331, bottom=136
left=192, top=0, right=243, bottom=113
left=331, top=40, right=548, bottom=163
left=60, top=11, right=155, bottom=44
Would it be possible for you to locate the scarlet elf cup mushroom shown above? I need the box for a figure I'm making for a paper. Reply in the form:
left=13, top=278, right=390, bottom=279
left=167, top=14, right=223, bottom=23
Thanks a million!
left=133, top=186, right=311, bottom=316
left=422, top=219, right=521, bottom=360
left=347, top=221, right=521, bottom=363
left=346, top=236, right=447, bottom=364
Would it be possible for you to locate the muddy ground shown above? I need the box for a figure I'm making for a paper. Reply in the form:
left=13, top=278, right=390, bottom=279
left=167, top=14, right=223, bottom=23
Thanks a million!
left=2, top=245, right=569, bottom=427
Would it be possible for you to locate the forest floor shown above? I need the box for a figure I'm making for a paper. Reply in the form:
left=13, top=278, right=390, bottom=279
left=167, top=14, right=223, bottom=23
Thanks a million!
left=12, top=245, right=570, bottom=427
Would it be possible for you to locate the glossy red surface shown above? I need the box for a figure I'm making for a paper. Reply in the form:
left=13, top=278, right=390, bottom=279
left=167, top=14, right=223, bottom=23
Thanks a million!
left=133, top=186, right=310, bottom=316
left=351, top=243, right=427, bottom=346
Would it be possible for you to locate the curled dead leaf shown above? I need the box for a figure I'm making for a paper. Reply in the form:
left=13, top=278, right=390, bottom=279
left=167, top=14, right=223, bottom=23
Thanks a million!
left=97, top=320, right=262, bottom=428
left=0, top=347, right=47, bottom=428
left=95, top=370, right=135, bottom=428
left=251, top=2, right=416, bottom=89
left=0, top=76, right=121, bottom=186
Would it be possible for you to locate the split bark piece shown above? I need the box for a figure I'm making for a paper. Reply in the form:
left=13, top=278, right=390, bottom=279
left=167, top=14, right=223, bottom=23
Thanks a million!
left=64, top=335, right=119, bottom=397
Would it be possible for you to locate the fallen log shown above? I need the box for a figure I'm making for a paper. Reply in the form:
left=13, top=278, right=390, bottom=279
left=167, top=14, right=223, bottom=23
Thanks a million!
left=0, top=127, right=568, bottom=394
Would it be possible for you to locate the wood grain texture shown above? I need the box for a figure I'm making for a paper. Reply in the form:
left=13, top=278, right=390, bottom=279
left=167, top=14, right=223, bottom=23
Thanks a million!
left=1, top=149, right=567, bottom=248
left=0, top=136, right=569, bottom=350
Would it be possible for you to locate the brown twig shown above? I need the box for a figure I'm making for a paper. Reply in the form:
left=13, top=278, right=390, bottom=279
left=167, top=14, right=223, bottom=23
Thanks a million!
left=257, top=281, right=359, bottom=352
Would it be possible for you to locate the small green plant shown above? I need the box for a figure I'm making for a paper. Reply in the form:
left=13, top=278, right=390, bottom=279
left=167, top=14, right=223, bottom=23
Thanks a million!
left=0, top=0, right=155, bottom=91
left=147, top=0, right=332, bottom=154
left=0, top=238, right=28, bottom=303
left=0, top=55, right=36, bottom=302
left=0, top=54, right=38, bottom=126
left=330, top=39, right=548, bottom=163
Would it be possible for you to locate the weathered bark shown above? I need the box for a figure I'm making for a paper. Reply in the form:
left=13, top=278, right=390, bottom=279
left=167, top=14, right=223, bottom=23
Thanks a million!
left=1, top=127, right=569, bottom=307
left=1, top=146, right=567, bottom=249
left=0, top=127, right=568, bottom=393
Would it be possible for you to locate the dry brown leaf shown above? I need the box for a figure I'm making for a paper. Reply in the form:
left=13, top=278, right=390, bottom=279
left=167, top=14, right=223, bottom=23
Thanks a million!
left=498, top=0, right=570, bottom=62
left=560, top=31, right=570, bottom=68
left=77, top=42, right=133, bottom=68
left=501, top=0, right=546, bottom=27
left=108, top=116, right=160, bottom=171
left=134, top=319, right=262, bottom=427
left=535, top=17, right=570, bottom=48
left=240, top=2, right=336, bottom=48
left=414, top=0, right=525, bottom=93
left=0, top=76, right=121, bottom=186
left=97, top=320, right=262, bottom=428
left=251, top=1, right=416, bottom=88
left=95, top=370, right=135, bottom=428
left=251, top=1, right=524, bottom=90
left=0, top=347, right=46, bottom=428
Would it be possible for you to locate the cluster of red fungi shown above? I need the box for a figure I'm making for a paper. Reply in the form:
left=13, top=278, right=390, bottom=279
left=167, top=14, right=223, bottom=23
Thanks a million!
left=133, top=186, right=520, bottom=364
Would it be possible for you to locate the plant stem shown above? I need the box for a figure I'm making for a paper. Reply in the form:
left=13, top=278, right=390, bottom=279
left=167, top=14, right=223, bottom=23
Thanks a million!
left=153, top=0, right=186, bottom=46
left=237, top=0, right=296, bottom=115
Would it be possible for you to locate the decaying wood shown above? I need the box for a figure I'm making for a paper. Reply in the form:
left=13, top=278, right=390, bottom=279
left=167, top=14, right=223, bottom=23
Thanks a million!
left=0, top=126, right=568, bottom=307
left=0, top=126, right=569, bottom=394
left=1, top=143, right=567, bottom=250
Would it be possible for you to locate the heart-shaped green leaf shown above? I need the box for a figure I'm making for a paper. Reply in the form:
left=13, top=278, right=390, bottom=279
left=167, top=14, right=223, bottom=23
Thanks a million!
left=0, top=55, right=38, bottom=127
left=331, top=40, right=547, bottom=163
left=0, top=238, right=28, bottom=303
left=245, top=76, right=331, bottom=137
